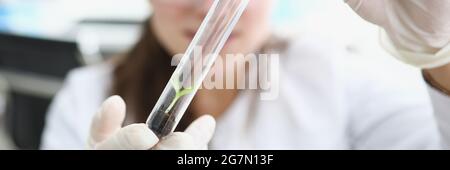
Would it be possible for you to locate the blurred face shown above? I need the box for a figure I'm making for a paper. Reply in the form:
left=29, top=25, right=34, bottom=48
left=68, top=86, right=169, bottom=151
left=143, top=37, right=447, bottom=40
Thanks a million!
left=150, top=0, right=274, bottom=56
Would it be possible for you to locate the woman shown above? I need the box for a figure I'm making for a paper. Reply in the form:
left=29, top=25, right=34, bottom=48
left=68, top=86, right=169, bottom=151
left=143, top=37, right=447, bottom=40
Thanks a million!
left=41, top=0, right=450, bottom=149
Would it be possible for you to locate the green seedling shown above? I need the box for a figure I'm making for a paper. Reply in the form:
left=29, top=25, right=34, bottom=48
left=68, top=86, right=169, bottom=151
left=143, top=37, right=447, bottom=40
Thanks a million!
left=165, top=74, right=194, bottom=113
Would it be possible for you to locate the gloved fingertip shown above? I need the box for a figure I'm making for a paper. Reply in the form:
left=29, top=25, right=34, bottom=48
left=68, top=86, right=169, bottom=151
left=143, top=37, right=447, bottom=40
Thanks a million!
left=184, top=115, right=216, bottom=148
left=101, top=95, right=126, bottom=118
left=187, top=115, right=216, bottom=135
left=345, top=0, right=363, bottom=11
left=121, top=124, right=160, bottom=150
left=155, top=132, right=196, bottom=150
left=90, top=95, right=127, bottom=147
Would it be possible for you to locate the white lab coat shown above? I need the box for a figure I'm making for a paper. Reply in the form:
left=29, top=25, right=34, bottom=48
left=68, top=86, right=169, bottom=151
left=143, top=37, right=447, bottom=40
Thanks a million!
left=41, top=34, right=450, bottom=150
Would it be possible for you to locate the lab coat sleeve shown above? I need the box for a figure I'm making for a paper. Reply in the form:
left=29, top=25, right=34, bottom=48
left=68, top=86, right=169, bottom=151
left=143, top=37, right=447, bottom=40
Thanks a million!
left=428, top=86, right=450, bottom=149
left=337, top=31, right=440, bottom=149
left=40, top=71, right=90, bottom=150
left=379, top=29, right=450, bottom=149
left=346, top=64, right=441, bottom=150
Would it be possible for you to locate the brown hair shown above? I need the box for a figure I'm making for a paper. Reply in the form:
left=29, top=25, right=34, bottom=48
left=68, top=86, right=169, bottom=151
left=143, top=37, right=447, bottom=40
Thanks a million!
left=112, top=20, right=194, bottom=129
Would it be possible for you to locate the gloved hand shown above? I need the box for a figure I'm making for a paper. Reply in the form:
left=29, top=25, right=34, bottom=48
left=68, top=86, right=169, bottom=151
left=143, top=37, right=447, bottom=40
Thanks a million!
left=345, top=0, right=450, bottom=69
left=87, top=95, right=216, bottom=150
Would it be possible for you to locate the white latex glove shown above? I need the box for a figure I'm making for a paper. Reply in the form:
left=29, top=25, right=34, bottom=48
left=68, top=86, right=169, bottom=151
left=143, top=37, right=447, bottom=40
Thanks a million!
left=345, top=0, right=450, bottom=68
left=87, top=96, right=216, bottom=150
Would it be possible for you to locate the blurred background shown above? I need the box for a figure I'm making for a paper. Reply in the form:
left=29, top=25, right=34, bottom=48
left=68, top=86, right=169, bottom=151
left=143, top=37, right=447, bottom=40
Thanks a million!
left=0, top=0, right=383, bottom=150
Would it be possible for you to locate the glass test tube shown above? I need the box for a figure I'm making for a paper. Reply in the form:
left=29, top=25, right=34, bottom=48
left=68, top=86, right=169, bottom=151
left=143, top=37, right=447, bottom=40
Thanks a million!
left=146, top=0, right=250, bottom=138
